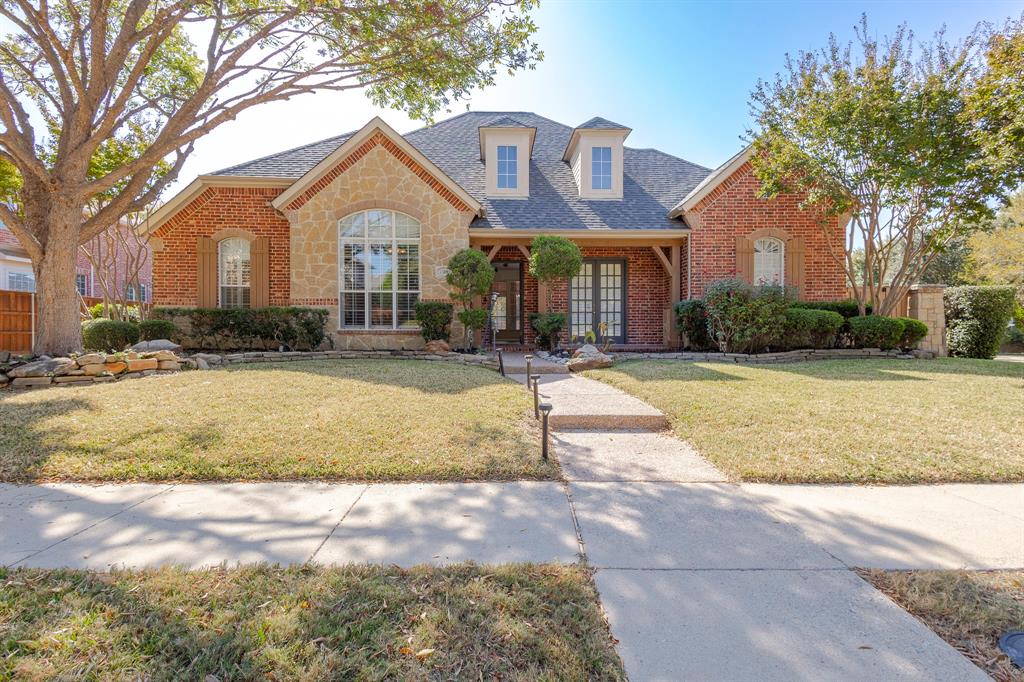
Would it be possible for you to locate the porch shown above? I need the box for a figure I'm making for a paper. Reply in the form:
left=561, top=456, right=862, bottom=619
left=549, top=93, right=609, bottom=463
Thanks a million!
left=468, top=231, right=689, bottom=350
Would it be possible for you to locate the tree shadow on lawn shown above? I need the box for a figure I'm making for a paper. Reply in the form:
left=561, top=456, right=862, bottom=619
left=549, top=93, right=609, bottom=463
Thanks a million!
left=1, top=563, right=618, bottom=679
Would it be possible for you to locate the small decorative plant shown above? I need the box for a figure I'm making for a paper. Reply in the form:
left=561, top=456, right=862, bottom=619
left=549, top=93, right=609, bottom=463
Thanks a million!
left=528, top=235, right=582, bottom=350
left=446, top=249, right=495, bottom=350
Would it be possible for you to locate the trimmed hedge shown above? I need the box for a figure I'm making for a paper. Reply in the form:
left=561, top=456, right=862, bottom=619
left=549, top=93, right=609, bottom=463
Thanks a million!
left=703, top=279, right=790, bottom=353
left=792, top=299, right=871, bottom=318
left=81, top=318, right=140, bottom=352
left=895, top=317, right=929, bottom=350
left=88, top=302, right=142, bottom=323
left=780, top=308, right=844, bottom=350
left=150, top=307, right=329, bottom=351
left=674, top=300, right=713, bottom=350
left=848, top=315, right=906, bottom=350
left=138, top=319, right=178, bottom=342
left=945, top=285, right=1017, bottom=359
left=414, top=301, right=453, bottom=342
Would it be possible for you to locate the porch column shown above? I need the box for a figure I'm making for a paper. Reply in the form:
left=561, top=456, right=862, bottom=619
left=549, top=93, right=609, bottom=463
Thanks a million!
left=653, top=245, right=682, bottom=348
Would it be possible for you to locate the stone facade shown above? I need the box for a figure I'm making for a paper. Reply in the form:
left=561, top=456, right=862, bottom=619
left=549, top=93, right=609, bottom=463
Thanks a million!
left=283, top=140, right=475, bottom=350
left=908, top=284, right=947, bottom=356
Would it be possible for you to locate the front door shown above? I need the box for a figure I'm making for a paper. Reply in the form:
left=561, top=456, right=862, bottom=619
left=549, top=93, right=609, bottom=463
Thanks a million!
left=569, top=259, right=626, bottom=344
left=490, top=261, right=522, bottom=344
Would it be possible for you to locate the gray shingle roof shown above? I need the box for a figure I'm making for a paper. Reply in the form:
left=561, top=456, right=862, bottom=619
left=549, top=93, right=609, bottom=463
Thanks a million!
left=479, top=115, right=532, bottom=128
left=213, top=111, right=711, bottom=230
left=575, top=116, right=629, bottom=130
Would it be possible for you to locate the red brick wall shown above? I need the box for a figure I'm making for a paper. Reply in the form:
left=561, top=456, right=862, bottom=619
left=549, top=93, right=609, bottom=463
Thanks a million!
left=152, top=186, right=290, bottom=306
left=689, top=161, right=846, bottom=300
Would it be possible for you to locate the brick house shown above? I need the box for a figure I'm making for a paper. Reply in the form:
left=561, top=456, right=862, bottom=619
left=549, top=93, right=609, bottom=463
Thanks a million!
left=147, top=112, right=847, bottom=350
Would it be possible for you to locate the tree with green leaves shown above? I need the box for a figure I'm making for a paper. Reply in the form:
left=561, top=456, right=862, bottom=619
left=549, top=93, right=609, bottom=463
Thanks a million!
left=749, top=15, right=1024, bottom=316
left=528, top=234, right=581, bottom=350
left=445, top=248, right=494, bottom=349
left=0, top=0, right=541, bottom=355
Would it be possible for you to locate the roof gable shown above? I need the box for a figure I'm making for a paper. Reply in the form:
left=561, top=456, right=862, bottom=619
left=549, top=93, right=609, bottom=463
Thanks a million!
left=668, top=146, right=752, bottom=217
left=270, top=117, right=481, bottom=214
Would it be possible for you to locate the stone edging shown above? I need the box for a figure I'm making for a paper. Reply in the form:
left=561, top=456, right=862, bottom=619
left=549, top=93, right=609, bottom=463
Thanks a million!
left=188, top=349, right=500, bottom=370
left=613, top=348, right=936, bottom=364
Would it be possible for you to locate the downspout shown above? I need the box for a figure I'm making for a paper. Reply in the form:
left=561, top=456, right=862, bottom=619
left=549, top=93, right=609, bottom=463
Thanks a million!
left=686, top=233, right=692, bottom=300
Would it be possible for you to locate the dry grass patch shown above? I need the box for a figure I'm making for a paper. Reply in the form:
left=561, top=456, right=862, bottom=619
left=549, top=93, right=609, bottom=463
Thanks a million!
left=0, top=563, right=624, bottom=681
left=585, top=358, right=1024, bottom=483
left=861, top=569, right=1024, bottom=681
left=0, top=360, right=552, bottom=482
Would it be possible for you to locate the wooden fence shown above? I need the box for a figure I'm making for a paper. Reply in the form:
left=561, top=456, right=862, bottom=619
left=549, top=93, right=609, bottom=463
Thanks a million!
left=845, top=287, right=909, bottom=317
left=0, top=292, right=148, bottom=354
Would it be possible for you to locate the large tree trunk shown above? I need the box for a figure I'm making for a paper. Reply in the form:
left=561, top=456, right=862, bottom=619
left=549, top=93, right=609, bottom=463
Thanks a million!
left=31, top=201, right=84, bottom=356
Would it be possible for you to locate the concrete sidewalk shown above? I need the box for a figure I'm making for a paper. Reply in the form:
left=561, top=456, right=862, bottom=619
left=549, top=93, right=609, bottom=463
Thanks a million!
left=0, top=481, right=579, bottom=569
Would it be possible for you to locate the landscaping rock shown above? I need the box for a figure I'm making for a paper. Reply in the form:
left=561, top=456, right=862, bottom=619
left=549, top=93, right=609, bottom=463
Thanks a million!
left=75, top=353, right=106, bottom=366
left=0, top=373, right=8, bottom=387
left=566, top=348, right=614, bottom=372
left=157, top=360, right=181, bottom=371
left=195, top=357, right=210, bottom=370
left=194, top=353, right=223, bottom=365
left=12, top=376, right=53, bottom=387
left=425, top=339, right=451, bottom=353
left=131, top=339, right=182, bottom=353
left=53, top=375, right=95, bottom=384
left=146, top=350, right=180, bottom=362
left=6, top=357, right=75, bottom=378
left=0, top=351, right=9, bottom=363
left=126, top=358, right=158, bottom=372
left=100, top=361, right=127, bottom=375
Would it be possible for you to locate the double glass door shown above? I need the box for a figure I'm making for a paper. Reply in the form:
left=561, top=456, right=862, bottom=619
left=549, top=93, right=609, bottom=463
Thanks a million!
left=569, top=259, right=626, bottom=343
left=490, top=261, right=522, bottom=344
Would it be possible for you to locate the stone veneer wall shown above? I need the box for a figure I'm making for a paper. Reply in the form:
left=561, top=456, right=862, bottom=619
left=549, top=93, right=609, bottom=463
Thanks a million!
left=282, top=143, right=475, bottom=350
left=908, top=284, right=947, bottom=356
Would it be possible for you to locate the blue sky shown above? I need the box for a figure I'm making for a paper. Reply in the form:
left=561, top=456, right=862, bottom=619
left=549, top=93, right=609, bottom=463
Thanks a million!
left=169, top=0, right=1024, bottom=195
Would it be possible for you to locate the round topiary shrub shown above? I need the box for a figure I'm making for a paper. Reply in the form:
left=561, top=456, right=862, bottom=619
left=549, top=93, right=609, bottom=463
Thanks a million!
left=895, top=317, right=928, bottom=350
left=82, top=318, right=140, bottom=352
left=848, top=315, right=906, bottom=350
left=944, top=285, right=1017, bottom=359
left=138, top=319, right=178, bottom=342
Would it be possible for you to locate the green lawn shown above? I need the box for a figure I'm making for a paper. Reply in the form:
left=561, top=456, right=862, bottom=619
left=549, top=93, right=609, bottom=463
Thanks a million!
left=0, top=360, right=552, bottom=482
left=0, top=563, right=624, bottom=681
left=861, top=569, right=1024, bottom=681
left=585, top=358, right=1024, bottom=483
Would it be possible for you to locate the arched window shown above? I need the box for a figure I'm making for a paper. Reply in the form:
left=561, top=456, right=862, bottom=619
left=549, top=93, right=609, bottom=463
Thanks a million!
left=338, top=210, right=420, bottom=329
left=218, top=237, right=251, bottom=308
left=753, top=237, right=784, bottom=286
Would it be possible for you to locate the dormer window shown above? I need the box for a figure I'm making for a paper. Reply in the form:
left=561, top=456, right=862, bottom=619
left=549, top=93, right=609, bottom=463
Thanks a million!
left=592, top=147, right=612, bottom=190
left=497, top=145, right=518, bottom=189
left=563, top=117, right=631, bottom=199
left=478, top=117, right=535, bottom=198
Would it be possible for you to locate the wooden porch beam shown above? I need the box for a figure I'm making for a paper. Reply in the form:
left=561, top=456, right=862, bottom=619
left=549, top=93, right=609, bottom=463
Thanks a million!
left=486, top=244, right=502, bottom=262
left=516, top=244, right=531, bottom=260
left=651, top=245, right=672, bottom=274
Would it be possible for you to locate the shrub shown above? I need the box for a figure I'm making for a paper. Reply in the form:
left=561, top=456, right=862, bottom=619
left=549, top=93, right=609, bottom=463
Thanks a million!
left=780, top=308, right=844, bottom=349
left=529, top=312, right=568, bottom=351
left=848, top=315, right=906, bottom=350
left=82, top=318, right=140, bottom=352
left=138, top=319, right=178, bottom=341
left=456, top=308, right=489, bottom=348
left=1004, top=323, right=1024, bottom=347
left=945, top=285, right=1017, bottom=359
left=413, top=301, right=452, bottom=342
left=675, top=300, right=713, bottom=350
left=88, top=302, right=141, bottom=322
left=703, top=279, right=791, bottom=353
left=895, top=317, right=928, bottom=349
left=150, top=307, right=329, bottom=351
left=792, top=299, right=871, bottom=318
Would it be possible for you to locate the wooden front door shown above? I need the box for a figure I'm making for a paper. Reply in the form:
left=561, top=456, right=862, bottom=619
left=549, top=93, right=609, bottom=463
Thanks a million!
left=490, top=261, right=523, bottom=344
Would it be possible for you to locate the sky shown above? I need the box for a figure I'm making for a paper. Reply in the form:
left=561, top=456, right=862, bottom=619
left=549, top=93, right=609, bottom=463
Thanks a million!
left=167, top=0, right=1024, bottom=196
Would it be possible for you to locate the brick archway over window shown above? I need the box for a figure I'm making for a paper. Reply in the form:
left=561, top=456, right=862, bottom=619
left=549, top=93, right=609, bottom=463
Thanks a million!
left=210, top=227, right=258, bottom=243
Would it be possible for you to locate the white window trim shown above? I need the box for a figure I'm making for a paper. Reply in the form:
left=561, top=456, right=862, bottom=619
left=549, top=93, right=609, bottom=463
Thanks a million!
left=338, top=209, right=421, bottom=331
left=753, top=237, right=785, bottom=287
left=218, top=237, right=251, bottom=309
left=497, top=145, right=518, bottom=189
left=591, top=146, right=612, bottom=190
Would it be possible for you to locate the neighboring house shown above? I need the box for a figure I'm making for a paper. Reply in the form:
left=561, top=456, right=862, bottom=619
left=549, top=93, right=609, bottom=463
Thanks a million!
left=0, top=221, right=153, bottom=302
left=147, top=112, right=846, bottom=350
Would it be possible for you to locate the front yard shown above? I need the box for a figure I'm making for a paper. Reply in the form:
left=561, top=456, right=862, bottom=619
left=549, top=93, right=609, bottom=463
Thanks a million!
left=0, top=563, right=625, bottom=680
left=585, top=358, right=1024, bottom=483
left=861, top=569, right=1024, bottom=681
left=0, top=360, right=551, bottom=482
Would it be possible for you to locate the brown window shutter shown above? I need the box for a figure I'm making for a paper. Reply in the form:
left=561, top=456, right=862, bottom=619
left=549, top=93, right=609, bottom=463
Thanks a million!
left=251, top=237, right=270, bottom=308
left=785, top=237, right=806, bottom=298
left=735, top=236, right=753, bottom=283
left=197, top=236, right=217, bottom=308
